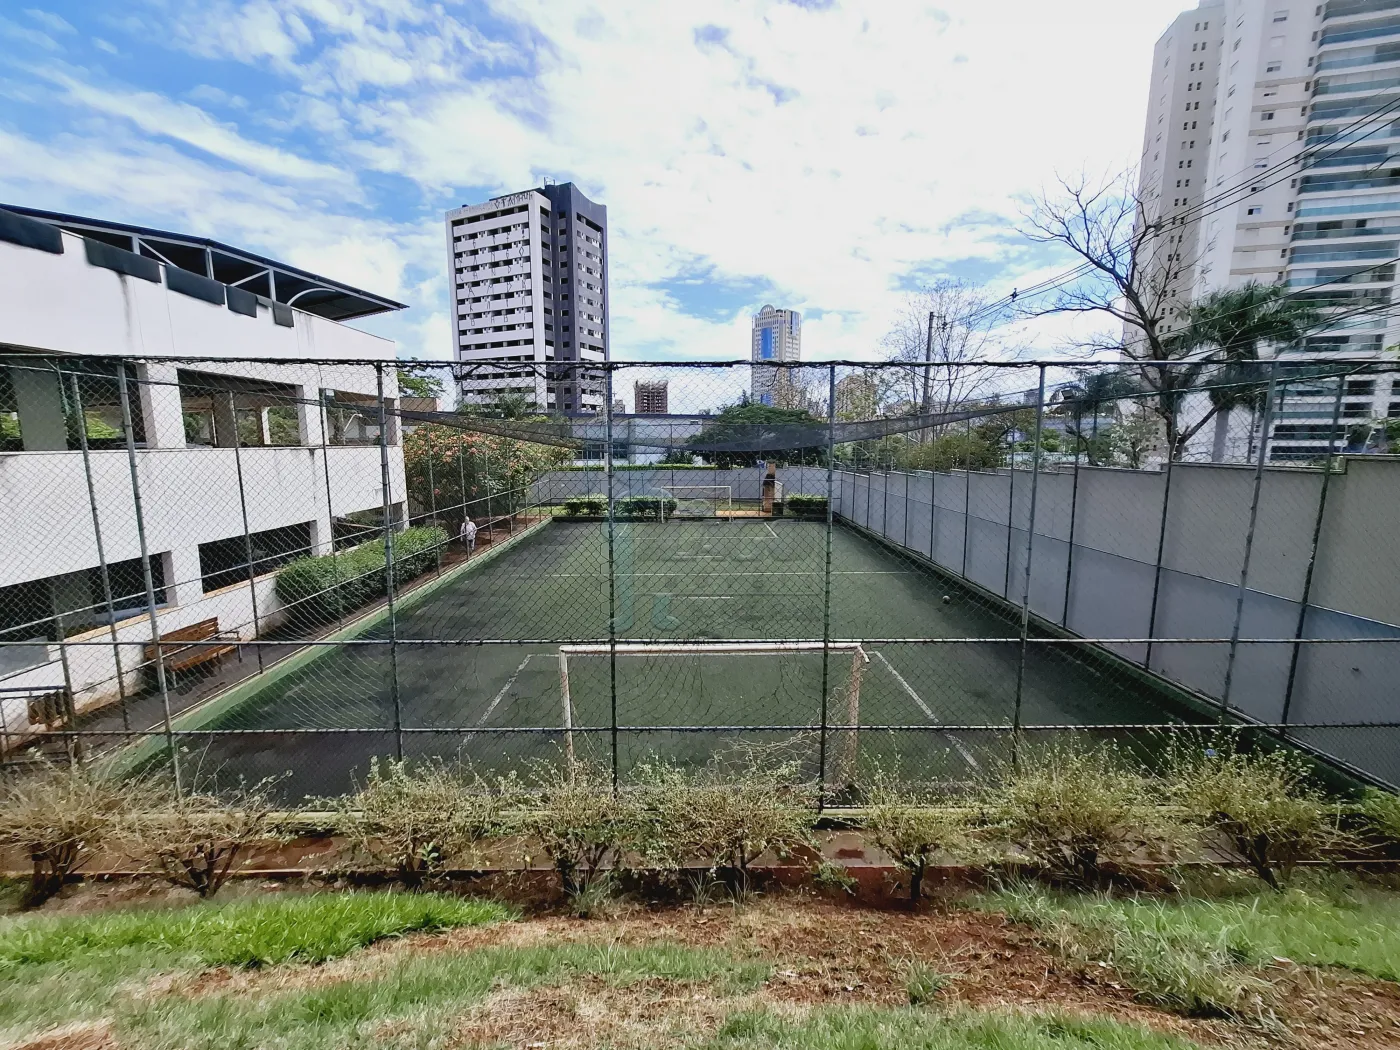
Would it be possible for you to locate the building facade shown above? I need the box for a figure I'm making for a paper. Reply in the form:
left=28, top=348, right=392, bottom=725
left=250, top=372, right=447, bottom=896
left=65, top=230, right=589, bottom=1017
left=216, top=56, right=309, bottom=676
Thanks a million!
left=0, top=206, right=407, bottom=745
left=750, top=305, right=803, bottom=407
left=445, top=183, right=608, bottom=413
left=634, top=380, right=668, bottom=414
left=1136, top=0, right=1400, bottom=463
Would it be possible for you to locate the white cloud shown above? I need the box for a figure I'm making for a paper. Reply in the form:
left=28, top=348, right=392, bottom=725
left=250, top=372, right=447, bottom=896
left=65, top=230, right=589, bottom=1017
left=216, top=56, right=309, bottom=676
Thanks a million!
left=25, top=9, right=76, bottom=35
left=6, top=0, right=1196, bottom=367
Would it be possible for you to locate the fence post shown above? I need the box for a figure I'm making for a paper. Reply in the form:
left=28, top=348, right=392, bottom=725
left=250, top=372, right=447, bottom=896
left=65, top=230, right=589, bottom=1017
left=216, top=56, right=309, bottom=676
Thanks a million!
left=818, top=364, right=837, bottom=809
left=1220, top=361, right=1280, bottom=719
left=1281, top=367, right=1350, bottom=726
left=1013, top=366, right=1046, bottom=739
left=928, top=443, right=938, bottom=563
left=1143, top=404, right=1179, bottom=672
left=66, top=370, right=131, bottom=735
left=116, top=366, right=180, bottom=794
left=1002, top=429, right=1015, bottom=599
left=902, top=469, right=910, bottom=550
left=961, top=415, right=972, bottom=579
left=228, top=393, right=266, bottom=674
left=319, top=390, right=346, bottom=628
left=1061, top=403, right=1083, bottom=629
left=605, top=366, right=619, bottom=790
left=375, top=364, right=404, bottom=761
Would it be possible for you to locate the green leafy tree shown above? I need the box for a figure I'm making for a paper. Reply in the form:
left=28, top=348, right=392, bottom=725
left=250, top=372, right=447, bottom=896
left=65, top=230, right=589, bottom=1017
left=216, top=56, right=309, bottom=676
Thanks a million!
left=402, top=424, right=567, bottom=529
left=396, top=369, right=445, bottom=400
left=690, top=401, right=827, bottom=468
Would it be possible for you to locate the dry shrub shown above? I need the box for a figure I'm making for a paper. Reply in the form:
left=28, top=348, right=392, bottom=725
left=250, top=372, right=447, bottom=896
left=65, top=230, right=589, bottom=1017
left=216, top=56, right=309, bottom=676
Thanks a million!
left=1165, top=736, right=1344, bottom=889
left=120, top=776, right=286, bottom=898
left=0, top=759, right=145, bottom=906
left=631, top=755, right=815, bottom=890
left=336, top=758, right=516, bottom=887
left=861, top=768, right=981, bottom=905
left=990, top=737, right=1180, bottom=886
left=525, top=759, right=636, bottom=897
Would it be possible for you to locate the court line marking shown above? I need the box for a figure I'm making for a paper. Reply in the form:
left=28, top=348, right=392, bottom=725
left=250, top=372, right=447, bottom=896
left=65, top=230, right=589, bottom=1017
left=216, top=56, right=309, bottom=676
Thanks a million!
left=475, top=654, right=535, bottom=726
left=538, top=570, right=915, bottom=578
left=764, top=522, right=778, bottom=539
left=872, top=651, right=982, bottom=772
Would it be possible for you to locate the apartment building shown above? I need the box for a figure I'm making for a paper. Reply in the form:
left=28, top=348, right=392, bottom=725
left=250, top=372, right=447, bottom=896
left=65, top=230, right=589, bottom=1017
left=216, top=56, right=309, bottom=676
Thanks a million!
left=634, top=381, right=668, bottom=414
left=750, top=305, right=803, bottom=407
left=445, top=183, right=609, bottom=412
left=1136, top=0, right=1400, bottom=463
left=0, top=206, right=407, bottom=741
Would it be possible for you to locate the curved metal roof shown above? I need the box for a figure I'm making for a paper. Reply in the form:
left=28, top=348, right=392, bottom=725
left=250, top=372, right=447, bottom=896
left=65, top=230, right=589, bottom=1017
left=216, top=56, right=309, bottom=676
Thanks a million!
left=2, top=205, right=407, bottom=321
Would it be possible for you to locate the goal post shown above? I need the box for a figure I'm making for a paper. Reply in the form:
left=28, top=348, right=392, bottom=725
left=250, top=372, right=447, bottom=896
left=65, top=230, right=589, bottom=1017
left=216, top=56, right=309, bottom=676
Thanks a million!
left=557, top=640, right=869, bottom=778
left=658, top=484, right=732, bottom=518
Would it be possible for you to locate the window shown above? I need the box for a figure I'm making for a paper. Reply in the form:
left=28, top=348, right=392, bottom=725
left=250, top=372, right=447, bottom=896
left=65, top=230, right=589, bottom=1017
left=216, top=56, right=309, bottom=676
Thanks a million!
left=1273, top=10, right=1288, bottom=20
left=1248, top=207, right=1262, bottom=216
left=1203, top=20, right=1209, bottom=28
left=1262, top=111, right=1275, bottom=120
left=1192, top=120, right=1197, bottom=129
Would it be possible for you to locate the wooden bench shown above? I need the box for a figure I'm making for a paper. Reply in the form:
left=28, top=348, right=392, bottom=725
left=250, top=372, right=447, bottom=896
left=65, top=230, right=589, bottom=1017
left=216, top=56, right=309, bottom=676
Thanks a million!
left=145, top=618, right=241, bottom=676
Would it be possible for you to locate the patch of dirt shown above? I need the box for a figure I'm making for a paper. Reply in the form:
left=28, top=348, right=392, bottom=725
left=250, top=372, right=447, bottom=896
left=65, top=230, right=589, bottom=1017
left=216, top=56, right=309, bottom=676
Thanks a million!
left=8, top=1023, right=116, bottom=1050
left=1263, top=967, right=1400, bottom=1050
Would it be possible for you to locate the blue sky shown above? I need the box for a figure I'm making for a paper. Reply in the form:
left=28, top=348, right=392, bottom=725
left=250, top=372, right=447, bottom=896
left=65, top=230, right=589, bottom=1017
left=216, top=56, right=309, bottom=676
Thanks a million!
left=0, top=0, right=1192, bottom=362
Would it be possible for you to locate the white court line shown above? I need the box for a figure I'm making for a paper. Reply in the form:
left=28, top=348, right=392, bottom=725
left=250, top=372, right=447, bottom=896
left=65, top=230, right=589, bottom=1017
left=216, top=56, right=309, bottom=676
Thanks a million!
left=539, top=570, right=911, bottom=578
left=872, top=651, right=982, bottom=772
left=764, top=522, right=778, bottom=539
left=474, top=654, right=535, bottom=726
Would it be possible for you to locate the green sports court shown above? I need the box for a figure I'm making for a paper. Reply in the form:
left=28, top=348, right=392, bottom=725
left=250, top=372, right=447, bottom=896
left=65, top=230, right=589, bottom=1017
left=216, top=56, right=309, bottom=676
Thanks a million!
left=182, top=518, right=1198, bottom=797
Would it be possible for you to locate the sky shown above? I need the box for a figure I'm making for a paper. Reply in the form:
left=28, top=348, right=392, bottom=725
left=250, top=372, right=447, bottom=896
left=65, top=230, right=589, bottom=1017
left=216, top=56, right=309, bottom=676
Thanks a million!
left=0, top=0, right=1195, bottom=365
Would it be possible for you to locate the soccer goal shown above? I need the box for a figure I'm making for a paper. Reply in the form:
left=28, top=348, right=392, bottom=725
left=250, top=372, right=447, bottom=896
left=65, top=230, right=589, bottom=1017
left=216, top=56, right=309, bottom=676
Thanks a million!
left=659, top=484, right=732, bottom=518
left=556, top=640, right=868, bottom=777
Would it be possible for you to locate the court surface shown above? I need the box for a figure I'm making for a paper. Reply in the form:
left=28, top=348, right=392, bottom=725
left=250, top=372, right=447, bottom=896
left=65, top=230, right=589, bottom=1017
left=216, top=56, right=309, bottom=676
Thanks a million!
left=194, top=519, right=1196, bottom=796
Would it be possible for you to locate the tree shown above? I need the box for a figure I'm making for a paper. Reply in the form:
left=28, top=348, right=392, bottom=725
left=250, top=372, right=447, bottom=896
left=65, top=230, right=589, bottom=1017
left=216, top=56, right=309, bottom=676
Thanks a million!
left=402, top=424, right=568, bottom=530
left=1104, top=406, right=1162, bottom=469
left=1054, top=368, right=1141, bottom=466
left=689, top=402, right=827, bottom=468
left=881, top=279, right=1002, bottom=427
left=396, top=369, right=445, bottom=400
left=1177, top=285, right=1319, bottom=460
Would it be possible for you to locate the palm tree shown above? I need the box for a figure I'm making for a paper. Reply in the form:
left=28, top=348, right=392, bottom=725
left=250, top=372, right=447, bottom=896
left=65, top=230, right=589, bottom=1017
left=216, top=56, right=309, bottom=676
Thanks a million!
left=1055, top=368, right=1142, bottom=465
left=1171, top=284, right=1319, bottom=461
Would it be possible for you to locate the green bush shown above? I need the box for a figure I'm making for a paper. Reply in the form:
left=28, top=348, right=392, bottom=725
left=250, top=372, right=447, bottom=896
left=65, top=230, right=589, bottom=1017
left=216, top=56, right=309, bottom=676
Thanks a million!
left=275, top=526, right=447, bottom=622
left=1360, top=788, right=1400, bottom=846
left=861, top=768, right=982, bottom=905
left=616, top=495, right=677, bottom=520
left=990, top=739, right=1181, bottom=886
left=785, top=494, right=828, bottom=519
left=560, top=497, right=606, bottom=517
left=1164, top=737, right=1345, bottom=889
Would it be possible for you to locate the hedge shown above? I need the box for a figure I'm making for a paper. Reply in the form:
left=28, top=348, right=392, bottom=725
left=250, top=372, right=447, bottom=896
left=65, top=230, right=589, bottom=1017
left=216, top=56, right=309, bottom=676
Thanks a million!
left=275, top=526, right=448, bottom=623
left=617, top=496, right=677, bottom=520
left=560, top=497, right=606, bottom=517
left=785, top=494, right=828, bottom=519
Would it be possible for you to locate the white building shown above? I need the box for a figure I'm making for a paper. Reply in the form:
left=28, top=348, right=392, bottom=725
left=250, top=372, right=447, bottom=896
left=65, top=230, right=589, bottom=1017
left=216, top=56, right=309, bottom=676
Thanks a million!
left=1137, top=0, right=1400, bottom=464
left=750, top=305, right=803, bottom=407
left=445, top=183, right=609, bottom=413
left=0, top=206, right=408, bottom=745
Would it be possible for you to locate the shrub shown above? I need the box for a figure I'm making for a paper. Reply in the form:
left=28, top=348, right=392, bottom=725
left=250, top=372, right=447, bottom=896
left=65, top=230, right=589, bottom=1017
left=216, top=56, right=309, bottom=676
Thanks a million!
left=632, top=757, right=815, bottom=890
left=616, top=495, right=678, bottom=520
left=335, top=758, right=516, bottom=887
left=275, top=527, right=447, bottom=622
left=1360, top=788, right=1400, bottom=846
left=120, top=776, right=286, bottom=898
left=905, top=960, right=951, bottom=1006
left=560, top=497, right=606, bottom=517
left=0, top=760, right=146, bottom=906
left=785, top=494, right=828, bottom=519
left=1165, top=737, right=1344, bottom=889
left=525, top=760, right=638, bottom=897
left=990, top=738, right=1179, bottom=886
left=862, top=769, right=981, bottom=906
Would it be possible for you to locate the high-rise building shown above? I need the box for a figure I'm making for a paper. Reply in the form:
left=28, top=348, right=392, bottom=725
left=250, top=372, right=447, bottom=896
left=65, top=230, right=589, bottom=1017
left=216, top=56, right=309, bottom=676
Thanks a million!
left=634, top=380, right=668, bottom=414
left=1133, top=0, right=1400, bottom=463
left=445, top=183, right=608, bottom=413
left=750, top=305, right=802, bottom=407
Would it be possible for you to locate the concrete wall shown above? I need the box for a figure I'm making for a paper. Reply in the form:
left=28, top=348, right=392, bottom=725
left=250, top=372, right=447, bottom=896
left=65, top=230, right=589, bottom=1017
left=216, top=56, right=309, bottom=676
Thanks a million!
left=837, top=461, right=1400, bottom=785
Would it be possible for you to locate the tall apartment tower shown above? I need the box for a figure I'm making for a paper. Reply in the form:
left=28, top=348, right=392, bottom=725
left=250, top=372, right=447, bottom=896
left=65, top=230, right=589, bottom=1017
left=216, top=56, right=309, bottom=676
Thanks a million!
left=1134, top=0, right=1400, bottom=463
left=1135, top=0, right=1225, bottom=332
left=634, top=381, right=668, bottom=414
left=445, top=182, right=608, bottom=412
left=750, top=305, right=802, bottom=407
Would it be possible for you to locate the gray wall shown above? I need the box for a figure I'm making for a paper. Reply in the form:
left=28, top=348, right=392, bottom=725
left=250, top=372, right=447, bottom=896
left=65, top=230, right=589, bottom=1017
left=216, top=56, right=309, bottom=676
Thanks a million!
left=833, top=461, right=1400, bottom=786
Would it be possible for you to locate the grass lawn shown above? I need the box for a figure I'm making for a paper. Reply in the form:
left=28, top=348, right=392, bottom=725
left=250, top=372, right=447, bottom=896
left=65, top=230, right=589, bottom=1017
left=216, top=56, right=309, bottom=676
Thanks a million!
left=976, top=872, right=1400, bottom=1017
left=4, top=878, right=1400, bottom=1049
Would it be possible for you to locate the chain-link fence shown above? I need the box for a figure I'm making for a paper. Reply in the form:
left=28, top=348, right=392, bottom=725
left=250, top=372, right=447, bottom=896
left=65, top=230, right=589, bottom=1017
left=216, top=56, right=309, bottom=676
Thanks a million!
left=2, top=353, right=1397, bottom=802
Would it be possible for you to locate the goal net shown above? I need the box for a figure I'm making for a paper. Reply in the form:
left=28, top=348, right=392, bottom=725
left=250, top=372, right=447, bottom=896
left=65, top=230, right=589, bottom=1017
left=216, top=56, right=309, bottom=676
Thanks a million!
left=556, top=640, right=868, bottom=779
left=659, top=485, right=732, bottom=518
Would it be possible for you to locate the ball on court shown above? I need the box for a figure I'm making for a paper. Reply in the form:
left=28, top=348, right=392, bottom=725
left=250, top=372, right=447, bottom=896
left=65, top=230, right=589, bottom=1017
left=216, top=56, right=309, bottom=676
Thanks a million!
left=942, top=595, right=951, bottom=604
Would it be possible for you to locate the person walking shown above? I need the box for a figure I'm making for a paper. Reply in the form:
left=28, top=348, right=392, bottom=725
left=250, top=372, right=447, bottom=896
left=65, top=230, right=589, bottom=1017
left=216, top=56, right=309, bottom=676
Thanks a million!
left=459, top=516, right=478, bottom=557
